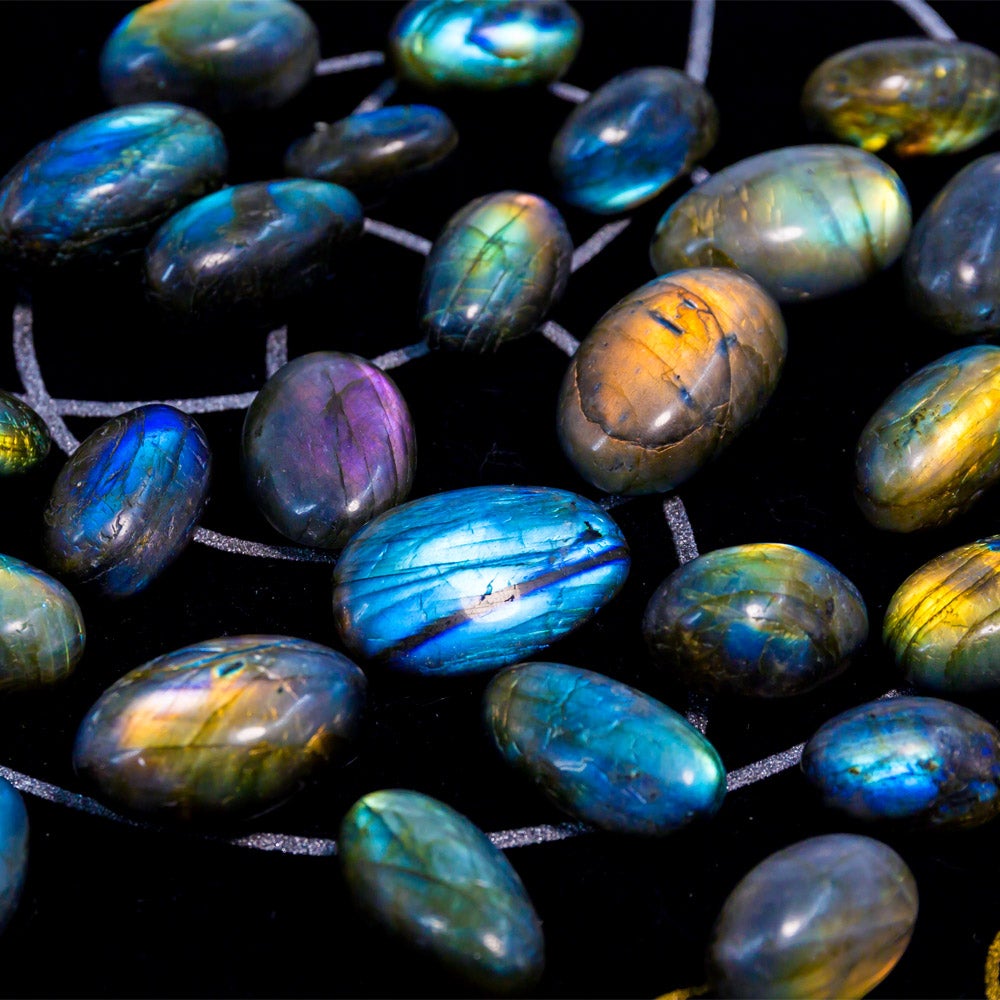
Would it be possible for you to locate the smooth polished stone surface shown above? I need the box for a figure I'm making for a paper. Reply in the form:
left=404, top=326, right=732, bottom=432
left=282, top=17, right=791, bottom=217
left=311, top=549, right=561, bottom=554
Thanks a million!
left=420, top=190, right=572, bottom=352
left=0, top=391, right=49, bottom=475
left=74, top=635, right=367, bottom=822
left=43, top=404, right=211, bottom=598
left=242, top=351, right=416, bottom=550
left=801, top=695, right=1000, bottom=828
left=0, top=103, right=227, bottom=268
left=550, top=66, right=718, bottom=214
left=802, top=38, right=1000, bottom=156
left=558, top=267, right=786, bottom=494
left=100, top=0, right=320, bottom=113
left=855, top=344, right=1000, bottom=532
left=649, top=144, right=912, bottom=302
left=708, top=834, right=917, bottom=1000
left=333, top=485, right=629, bottom=676
left=389, top=0, right=582, bottom=91
left=0, top=779, right=28, bottom=936
left=484, top=661, right=726, bottom=835
left=643, top=543, right=868, bottom=698
left=340, top=789, right=544, bottom=994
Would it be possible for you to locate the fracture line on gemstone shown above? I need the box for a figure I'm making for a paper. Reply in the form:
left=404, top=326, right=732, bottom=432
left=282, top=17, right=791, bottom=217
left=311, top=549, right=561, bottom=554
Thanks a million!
left=685, top=0, right=716, bottom=83
left=890, top=0, right=957, bottom=40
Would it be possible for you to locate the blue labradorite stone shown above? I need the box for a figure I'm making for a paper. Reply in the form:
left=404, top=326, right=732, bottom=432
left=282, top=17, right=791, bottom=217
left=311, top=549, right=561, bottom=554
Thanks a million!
left=100, top=0, right=320, bottom=114
left=483, top=661, right=726, bottom=835
left=550, top=67, right=718, bottom=214
left=0, top=103, right=227, bottom=269
left=339, top=789, right=544, bottom=994
left=801, top=695, right=1000, bottom=828
left=0, top=391, right=49, bottom=475
left=0, top=779, right=28, bottom=935
left=73, top=635, right=367, bottom=822
left=708, top=834, right=917, bottom=1000
left=333, top=485, right=629, bottom=676
left=43, top=404, right=211, bottom=598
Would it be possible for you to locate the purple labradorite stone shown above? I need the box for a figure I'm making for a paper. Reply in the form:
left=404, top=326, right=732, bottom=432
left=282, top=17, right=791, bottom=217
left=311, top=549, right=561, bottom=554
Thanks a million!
left=242, top=352, right=417, bottom=550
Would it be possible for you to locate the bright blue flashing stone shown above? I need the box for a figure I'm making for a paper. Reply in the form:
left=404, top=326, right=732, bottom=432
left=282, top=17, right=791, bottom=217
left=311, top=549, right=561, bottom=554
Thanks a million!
left=0, top=778, right=27, bottom=934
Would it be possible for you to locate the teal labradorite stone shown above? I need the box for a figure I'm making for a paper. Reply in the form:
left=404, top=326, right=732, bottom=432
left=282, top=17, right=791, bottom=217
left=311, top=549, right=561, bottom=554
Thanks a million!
left=708, top=834, right=917, bottom=1000
left=0, top=103, right=227, bottom=269
left=801, top=695, right=1000, bottom=828
left=0, top=779, right=28, bottom=936
left=649, top=144, right=912, bottom=302
left=339, top=789, right=544, bottom=994
left=0, top=392, right=49, bottom=475
left=550, top=66, right=718, bottom=214
left=643, top=543, right=868, bottom=698
left=73, top=635, right=367, bottom=822
left=333, top=485, right=629, bottom=676
left=483, top=661, right=726, bottom=835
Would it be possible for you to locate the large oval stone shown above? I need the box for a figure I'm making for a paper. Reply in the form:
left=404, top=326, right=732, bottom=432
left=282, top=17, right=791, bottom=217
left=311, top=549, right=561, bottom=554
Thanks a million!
left=0, top=779, right=28, bottom=935
left=0, top=391, right=49, bottom=475
left=333, top=485, right=629, bottom=676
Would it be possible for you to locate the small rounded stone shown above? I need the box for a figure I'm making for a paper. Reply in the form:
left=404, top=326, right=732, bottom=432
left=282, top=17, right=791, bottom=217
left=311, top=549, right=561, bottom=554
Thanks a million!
left=0, top=391, right=49, bottom=475
left=0, top=779, right=28, bottom=936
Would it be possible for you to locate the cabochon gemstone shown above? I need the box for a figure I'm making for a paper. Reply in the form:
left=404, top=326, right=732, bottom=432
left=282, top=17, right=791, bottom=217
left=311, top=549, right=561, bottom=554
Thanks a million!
left=558, top=267, right=786, bottom=495
left=43, top=403, right=211, bottom=598
left=0, top=391, right=49, bottom=475
left=332, top=485, right=629, bottom=676
left=483, top=661, right=726, bottom=835
left=649, top=144, right=912, bottom=302
left=708, top=833, right=917, bottom=1000
left=0, top=779, right=28, bottom=936
left=73, top=635, right=367, bottom=822
left=339, top=789, right=544, bottom=994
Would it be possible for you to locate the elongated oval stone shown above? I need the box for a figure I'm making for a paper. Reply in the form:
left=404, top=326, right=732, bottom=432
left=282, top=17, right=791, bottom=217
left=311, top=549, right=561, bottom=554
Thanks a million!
left=643, top=543, right=868, bottom=698
left=0, top=103, right=227, bottom=268
left=340, top=789, right=544, bottom=994
left=558, top=267, right=786, bottom=494
left=43, top=403, right=211, bottom=598
left=0, top=779, right=28, bottom=935
left=649, top=145, right=912, bottom=302
left=73, top=635, right=367, bottom=822
left=0, top=391, right=49, bottom=475
left=802, top=38, right=1000, bottom=156
left=708, top=834, right=917, bottom=1000
left=854, top=344, right=1000, bottom=531
left=801, top=695, right=1000, bottom=828
left=333, top=485, right=629, bottom=676
left=484, top=661, right=726, bottom=835
left=550, top=66, right=718, bottom=214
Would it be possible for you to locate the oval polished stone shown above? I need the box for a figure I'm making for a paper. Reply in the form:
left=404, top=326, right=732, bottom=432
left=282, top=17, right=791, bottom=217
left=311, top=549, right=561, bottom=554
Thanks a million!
left=708, top=834, right=917, bottom=1000
left=649, top=144, right=912, bottom=302
left=340, top=789, right=544, bottom=994
left=420, top=190, right=572, bottom=352
left=0, top=103, right=227, bottom=268
left=100, top=0, right=320, bottom=113
left=802, top=38, right=1000, bottom=156
left=389, top=0, right=582, bottom=91
left=558, top=267, right=786, bottom=495
left=550, top=66, right=718, bottom=214
left=43, top=403, right=211, bottom=598
left=484, top=661, right=726, bottom=835
left=73, top=635, right=367, bottom=822
left=333, top=485, right=629, bottom=676
left=643, top=543, right=868, bottom=698
left=0, top=391, right=49, bottom=475
left=854, top=344, right=1000, bottom=532
left=242, top=351, right=417, bottom=550
left=0, top=779, right=28, bottom=935
left=801, top=695, right=1000, bottom=828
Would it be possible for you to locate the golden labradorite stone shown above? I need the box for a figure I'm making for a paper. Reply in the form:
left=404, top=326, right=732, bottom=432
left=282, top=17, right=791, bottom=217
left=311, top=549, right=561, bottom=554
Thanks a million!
left=0, top=391, right=49, bottom=475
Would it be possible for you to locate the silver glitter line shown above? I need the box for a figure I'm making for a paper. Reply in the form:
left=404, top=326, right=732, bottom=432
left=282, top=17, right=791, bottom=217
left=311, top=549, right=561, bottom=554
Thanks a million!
left=598, top=494, right=633, bottom=511
left=690, top=165, right=712, bottom=185
left=890, top=0, right=957, bottom=39
left=265, top=326, right=289, bottom=377
left=548, top=80, right=590, bottom=103
left=541, top=320, right=580, bottom=356
left=314, top=50, right=386, bottom=75
left=364, top=217, right=432, bottom=255
left=571, top=219, right=632, bottom=272
left=879, top=687, right=914, bottom=700
left=225, top=832, right=339, bottom=856
left=685, top=692, right=711, bottom=735
left=488, top=822, right=591, bottom=850
left=353, top=77, right=398, bottom=115
left=685, top=0, right=716, bottom=82
left=663, top=495, right=699, bottom=563
left=726, top=743, right=805, bottom=791
left=371, top=340, right=431, bottom=371
left=52, top=393, right=258, bottom=417
left=194, top=527, right=339, bottom=564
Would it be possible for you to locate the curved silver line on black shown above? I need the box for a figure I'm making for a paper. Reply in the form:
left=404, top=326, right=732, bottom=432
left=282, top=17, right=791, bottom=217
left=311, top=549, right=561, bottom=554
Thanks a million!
left=890, top=0, right=957, bottom=40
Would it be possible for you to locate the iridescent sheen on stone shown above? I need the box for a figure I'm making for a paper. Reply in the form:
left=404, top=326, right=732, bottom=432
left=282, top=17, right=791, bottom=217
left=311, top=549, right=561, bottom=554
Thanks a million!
left=649, top=145, right=912, bottom=302
left=43, top=404, right=211, bottom=598
left=0, top=391, right=49, bottom=475
left=0, top=103, right=227, bottom=268
left=242, top=351, right=417, bottom=550
left=73, top=635, right=367, bottom=822
left=100, top=0, right=320, bottom=113
left=0, top=779, right=28, bottom=935
left=558, top=268, right=786, bottom=494
left=420, top=190, right=572, bottom=352
left=708, top=834, right=917, bottom=1000
left=333, top=485, right=629, bottom=676
left=484, top=661, right=726, bottom=835
left=643, top=543, right=868, bottom=698
left=801, top=695, right=1000, bottom=828
left=550, top=67, right=718, bottom=214
left=340, top=789, right=544, bottom=994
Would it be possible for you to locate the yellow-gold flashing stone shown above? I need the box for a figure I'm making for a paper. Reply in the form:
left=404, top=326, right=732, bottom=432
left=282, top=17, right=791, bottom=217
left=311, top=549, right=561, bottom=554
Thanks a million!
left=0, top=391, right=49, bottom=475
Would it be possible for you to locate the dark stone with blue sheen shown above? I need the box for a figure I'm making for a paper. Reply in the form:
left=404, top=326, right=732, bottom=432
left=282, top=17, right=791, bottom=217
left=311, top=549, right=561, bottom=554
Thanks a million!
left=333, top=485, right=629, bottom=676
left=0, top=779, right=28, bottom=935
left=43, top=404, right=211, bottom=598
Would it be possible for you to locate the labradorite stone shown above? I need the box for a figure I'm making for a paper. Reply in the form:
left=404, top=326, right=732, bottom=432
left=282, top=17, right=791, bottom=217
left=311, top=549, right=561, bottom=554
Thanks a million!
left=0, top=391, right=49, bottom=475
left=339, top=789, right=544, bottom=994
left=0, top=779, right=28, bottom=935
left=557, top=267, right=786, bottom=494
left=649, top=144, right=912, bottom=302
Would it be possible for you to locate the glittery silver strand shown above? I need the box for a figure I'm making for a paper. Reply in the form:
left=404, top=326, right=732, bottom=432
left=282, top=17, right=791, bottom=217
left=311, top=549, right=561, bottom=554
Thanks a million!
left=541, top=320, right=580, bottom=356
left=685, top=0, right=716, bottom=83
left=265, top=326, right=289, bottom=377
left=690, top=165, right=712, bottom=185
left=363, top=217, right=432, bottom=255
left=685, top=693, right=711, bottom=735
left=548, top=80, right=590, bottom=103
left=226, top=831, right=339, bottom=856
left=890, top=0, right=957, bottom=40
left=726, top=743, right=805, bottom=791
left=371, top=340, right=431, bottom=371
left=353, top=77, right=398, bottom=115
left=193, top=527, right=339, bottom=563
left=663, top=495, right=699, bottom=563
left=488, top=821, right=591, bottom=850
left=598, top=494, right=633, bottom=511
left=314, top=50, right=386, bottom=75
left=570, top=219, right=632, bottom=272
left=53, top=393, right=259, bottom=417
